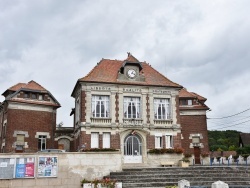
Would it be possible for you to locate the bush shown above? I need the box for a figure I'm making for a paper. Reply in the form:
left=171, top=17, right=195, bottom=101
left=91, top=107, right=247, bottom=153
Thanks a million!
left=148, top=148, right=184, bottom=154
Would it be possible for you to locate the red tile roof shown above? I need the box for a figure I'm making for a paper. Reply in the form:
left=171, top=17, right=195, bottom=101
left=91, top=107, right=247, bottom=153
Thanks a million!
left=179, top=88, right=209, bottom=110
left=8, top=80, right=47, bottom=92
left=79, top=57, right=182, bottom=88
left=179, top=88, right=196, bottom=98
left=191, top=92, right=207, bottom=101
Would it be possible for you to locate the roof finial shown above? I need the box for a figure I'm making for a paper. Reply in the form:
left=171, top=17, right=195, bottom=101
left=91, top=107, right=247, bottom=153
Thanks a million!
left=127, top=52, right=131, bottom=57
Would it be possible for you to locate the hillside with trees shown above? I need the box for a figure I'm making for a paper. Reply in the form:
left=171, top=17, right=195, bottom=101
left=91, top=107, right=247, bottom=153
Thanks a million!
left=208, top=130, right=240, bottom=151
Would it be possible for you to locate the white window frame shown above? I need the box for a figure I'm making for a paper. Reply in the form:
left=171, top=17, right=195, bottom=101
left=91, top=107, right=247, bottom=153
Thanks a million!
left=165, top=134, right=173, bottom=148
left=188, top=99, right=192, bottom=106
left=123, top=97, right=141, bottom=119
left=38, top=135, right=47, bottom=151
left=91, top=133, right=99, bottom=148
left=155, top=133, right=163, bottom=149
left=91, top=95, right=110, bottom=118
left=154, top=98, right=171, bottom=120
left=103, top=132, right=111, bottom=148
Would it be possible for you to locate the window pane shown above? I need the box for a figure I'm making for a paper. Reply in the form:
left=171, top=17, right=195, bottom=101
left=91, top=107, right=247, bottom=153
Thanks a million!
left=91, top=133, right=99, bottom=148
left=154, top=98, right=170, bottom=119
left=124, top=97, right=141, bottom=118
left=92, top=96, right=110, bottom=118
left=103, top=133, right=110, bottom=148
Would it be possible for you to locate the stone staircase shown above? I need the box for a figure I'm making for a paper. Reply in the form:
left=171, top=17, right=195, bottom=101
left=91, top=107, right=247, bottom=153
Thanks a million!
left=107, top=166, right=250, bottom=188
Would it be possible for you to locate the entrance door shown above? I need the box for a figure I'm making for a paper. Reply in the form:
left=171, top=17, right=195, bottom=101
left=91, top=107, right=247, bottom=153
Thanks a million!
left=194, top=147, right=201, bottom=164
left=124, top=135, right=142, bottom=163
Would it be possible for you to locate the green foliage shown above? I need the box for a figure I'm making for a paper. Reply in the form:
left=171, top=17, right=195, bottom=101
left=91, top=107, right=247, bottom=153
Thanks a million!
left=208, top=130, right=240, bottom=151
left=236, top=145, right=250, bottom=155
left=148, top=148, right=184, bottom=154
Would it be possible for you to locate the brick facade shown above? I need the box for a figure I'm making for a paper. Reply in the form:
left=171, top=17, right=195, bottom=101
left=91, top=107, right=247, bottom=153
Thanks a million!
left=180, top=115, right=209, bottom=154
left=4, top=109, right=56, bottom=153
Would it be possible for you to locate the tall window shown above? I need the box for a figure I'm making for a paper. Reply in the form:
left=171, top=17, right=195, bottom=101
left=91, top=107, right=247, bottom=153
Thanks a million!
left=91, top=133, right=99, bottom=148
left=91, top=95, right=110, bottom=118
left=124, top=97, right=141, bottom=118
left=155, top=133, right=163, bottom=148
left=165, top=135, right=173, bottom=148
left=38, top=135, right=46, bottom=150
left=103, top=132, right=111, bottom=148
left=75, top=98, right=80, bottom=122
left=154, top=98, right=171, bottom=119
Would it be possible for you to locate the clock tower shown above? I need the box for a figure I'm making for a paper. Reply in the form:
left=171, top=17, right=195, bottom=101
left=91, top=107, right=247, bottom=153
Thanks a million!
left=117, top=53, right=145, bottom=82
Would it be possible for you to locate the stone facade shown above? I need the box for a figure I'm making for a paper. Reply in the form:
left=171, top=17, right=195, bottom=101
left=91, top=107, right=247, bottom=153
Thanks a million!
left=71, top=54, right=210, bottom=165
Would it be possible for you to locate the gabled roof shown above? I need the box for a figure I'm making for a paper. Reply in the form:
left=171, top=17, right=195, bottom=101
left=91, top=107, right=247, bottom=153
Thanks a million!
left=77, top=54, right=182, bottom=88
left=179, top=88, right=196, bottom=98
left=3, top=80, right=47, bottom=96
left=239, top=133, right=250, bottom=146
left=179, top=88, right=209, bottom=110
left=2, top=80, right=60, bottom=108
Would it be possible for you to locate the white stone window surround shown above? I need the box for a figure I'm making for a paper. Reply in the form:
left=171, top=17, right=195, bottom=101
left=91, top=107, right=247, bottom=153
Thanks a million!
left=123, top=96, right=141, bottom=119
left=35, top=132, right=51, bottom=139
left=154, top=98, right=171, bottom=120
left=189, top=133, right=204, bottom=148
left=91, top=95, right=110, bottom=118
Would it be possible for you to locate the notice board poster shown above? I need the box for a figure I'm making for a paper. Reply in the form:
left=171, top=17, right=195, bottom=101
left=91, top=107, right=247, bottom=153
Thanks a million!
left=0, top=158, right=15, bottom=179
left=38, top=156, right=58, bottom=177
left=15, top=157, right=35, bottom=178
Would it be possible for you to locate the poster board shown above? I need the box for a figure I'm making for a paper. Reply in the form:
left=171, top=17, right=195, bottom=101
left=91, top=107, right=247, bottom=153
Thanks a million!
left=15, top=157, right=35, bottom=178
left=0, top=158, right=15, bottom=179
left=37, top=156, right=58, bottom=177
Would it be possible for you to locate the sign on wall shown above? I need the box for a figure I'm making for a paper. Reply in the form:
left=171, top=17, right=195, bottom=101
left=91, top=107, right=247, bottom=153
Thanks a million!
left=37, top=156, right=58, bottom=177
left=15, top=157, right=35, bottom=178
left=0, top=158, right=15, bottom=179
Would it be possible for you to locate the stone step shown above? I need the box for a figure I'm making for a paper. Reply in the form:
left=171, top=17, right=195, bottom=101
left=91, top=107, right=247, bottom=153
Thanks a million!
left=107, top=166, right=250, bottom=187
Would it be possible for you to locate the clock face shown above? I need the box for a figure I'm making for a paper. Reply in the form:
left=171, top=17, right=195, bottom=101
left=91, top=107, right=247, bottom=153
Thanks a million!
left=127, top=69, right=136, bottom=78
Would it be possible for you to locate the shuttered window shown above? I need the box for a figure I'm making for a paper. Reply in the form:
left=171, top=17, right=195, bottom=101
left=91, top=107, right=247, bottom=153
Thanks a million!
left=155, top=133, right=163, bottom=148
left=91, top=133, right=99, bottom=148
left=103, top=133, right=110, bottom=148
left=165, top=135, right=173, bottom=148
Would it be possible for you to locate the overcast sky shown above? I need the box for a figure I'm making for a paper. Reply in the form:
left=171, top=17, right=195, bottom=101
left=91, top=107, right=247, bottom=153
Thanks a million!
left=1, top=0, right=250, bottom=132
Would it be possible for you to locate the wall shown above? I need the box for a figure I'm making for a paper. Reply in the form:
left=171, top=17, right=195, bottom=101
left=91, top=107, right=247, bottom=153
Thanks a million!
left=5, top=108, right=56, bottom=152
left=0, top=152, right=122, bottom=188
left=180, top=115, right=209, bottom=154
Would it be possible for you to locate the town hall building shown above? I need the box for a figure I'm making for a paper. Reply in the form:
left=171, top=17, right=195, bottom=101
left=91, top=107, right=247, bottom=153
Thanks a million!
left=71, top=53, right=210, bottom=164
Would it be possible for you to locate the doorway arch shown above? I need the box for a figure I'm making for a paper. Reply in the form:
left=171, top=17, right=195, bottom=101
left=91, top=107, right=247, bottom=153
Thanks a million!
left=124, top=134, right=142, bottom=163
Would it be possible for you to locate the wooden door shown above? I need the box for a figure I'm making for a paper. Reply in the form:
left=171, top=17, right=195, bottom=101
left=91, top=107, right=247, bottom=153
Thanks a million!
left=194, top=147, right=201, bottom=164
left=58, top=144, right=64, bottom=150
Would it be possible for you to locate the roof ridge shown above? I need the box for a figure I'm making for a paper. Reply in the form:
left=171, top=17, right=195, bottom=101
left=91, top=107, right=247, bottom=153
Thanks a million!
left=27, top=80, right=47, bottom=91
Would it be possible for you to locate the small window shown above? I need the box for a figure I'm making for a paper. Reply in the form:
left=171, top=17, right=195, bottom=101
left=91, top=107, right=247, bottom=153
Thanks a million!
left=38, top=95, right=44, bottom=100
left=155, top=134, right=163, bottom=149
left=103, top=133, right=110, bottom=148
left=31, top=93, right=37, bottom=99
left=24, top=93, right=30, bottom=98
left=165, top=135, right=173, bottom=148
left=38, top=135, right=47, bottom=150
left=91, top=133, right=99, bottom=148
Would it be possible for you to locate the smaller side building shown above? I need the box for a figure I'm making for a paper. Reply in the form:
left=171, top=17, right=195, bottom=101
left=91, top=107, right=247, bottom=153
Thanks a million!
left=0, top=80, right=60, bottom=153
left=179, top=88, right=210, bottom=164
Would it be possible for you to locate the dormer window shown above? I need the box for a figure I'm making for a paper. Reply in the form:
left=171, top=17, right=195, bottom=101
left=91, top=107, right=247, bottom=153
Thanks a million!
left=31, top=93, right=37, bottom=99
left=38, top=95, right=44, bottom=100
left=180, top=99, right=192, bottom=106
left=24, top=93, right=30, bottom=98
